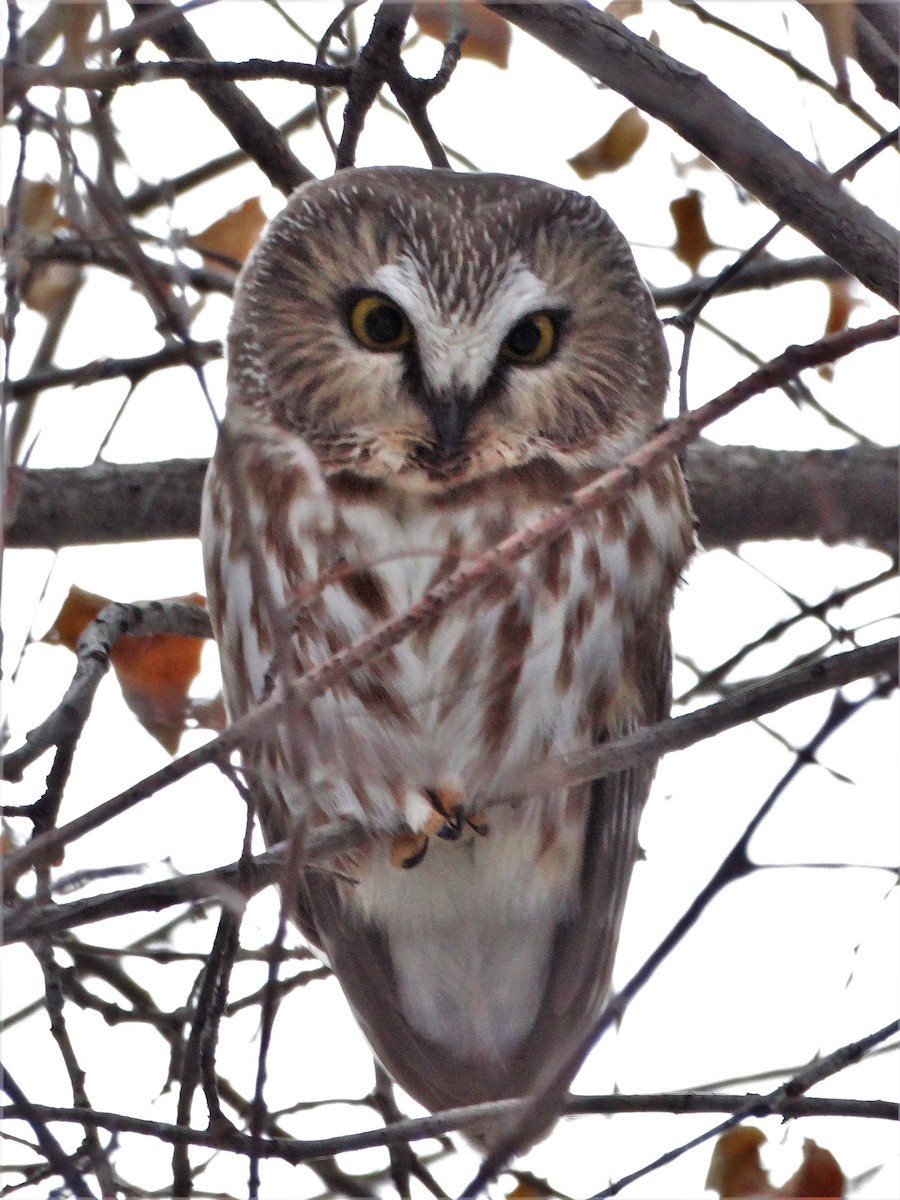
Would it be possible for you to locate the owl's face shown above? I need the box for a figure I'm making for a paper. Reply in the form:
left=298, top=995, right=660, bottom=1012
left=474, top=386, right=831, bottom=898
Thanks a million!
left=228, top=167, right=668, bottom=489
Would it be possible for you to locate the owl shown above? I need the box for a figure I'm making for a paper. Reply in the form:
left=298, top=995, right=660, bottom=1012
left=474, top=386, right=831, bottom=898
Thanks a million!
left=201, top=166, right=693, bottom=1130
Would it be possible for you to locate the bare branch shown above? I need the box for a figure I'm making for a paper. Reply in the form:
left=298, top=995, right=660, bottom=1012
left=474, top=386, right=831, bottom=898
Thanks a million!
left=8, top=441, right=896, bottom=554
left=6, top=339, right=222, bottom=400
left=3, top=1086, right=895, bottom=1168
left=651, top=254, right=850, bottom=310
left=3, top=57, right=352, bottom=94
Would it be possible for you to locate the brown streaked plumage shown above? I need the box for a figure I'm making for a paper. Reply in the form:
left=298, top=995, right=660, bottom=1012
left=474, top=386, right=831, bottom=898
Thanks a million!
left=201, top=166, right=694, bottom=1139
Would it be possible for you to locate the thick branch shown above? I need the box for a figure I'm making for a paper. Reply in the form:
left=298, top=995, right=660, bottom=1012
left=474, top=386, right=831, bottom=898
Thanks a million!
left=487, top=2, right=898, bottom=305
left=6, top=443, right=897, bottom=554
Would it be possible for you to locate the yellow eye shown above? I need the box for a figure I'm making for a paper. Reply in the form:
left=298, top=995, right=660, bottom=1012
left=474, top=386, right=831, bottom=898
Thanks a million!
left=500, top=312, right=558, bottom=365
left=348, top=294, right=412, bottom=352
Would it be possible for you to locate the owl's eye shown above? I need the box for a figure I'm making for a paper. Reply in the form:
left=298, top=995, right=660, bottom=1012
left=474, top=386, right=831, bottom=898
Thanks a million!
left=348, top=294, right=412, bottom=352
left=500, top=312, right=558, bottom=366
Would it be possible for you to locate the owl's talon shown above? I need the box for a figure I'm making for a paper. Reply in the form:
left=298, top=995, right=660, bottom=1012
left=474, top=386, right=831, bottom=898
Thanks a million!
left=467, top=812, right=489, bottom=837
left=390, top=832, right=429, bottom=870
left=435, top=804, right=465, bottom=841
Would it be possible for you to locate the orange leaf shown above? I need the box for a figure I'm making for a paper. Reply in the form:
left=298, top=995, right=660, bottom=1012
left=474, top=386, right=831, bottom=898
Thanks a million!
left=190, top=198, right=267, bottom=274
left=42, top=585, right=210, bottom=754
left=42, top=584, right=110, bottom=652
left=819, top=277, right=861, bottom=379
left=110, top=592, right=207, bottom=754
left=567, top=107, right=649, bottom=179
left=413, top=1, right=510, bottom=68
left=670, top=189, right=718, bottom=273
left=706, top=1126, right=775, bottom=1198
left=777, top=1138, right=844, bottom=1199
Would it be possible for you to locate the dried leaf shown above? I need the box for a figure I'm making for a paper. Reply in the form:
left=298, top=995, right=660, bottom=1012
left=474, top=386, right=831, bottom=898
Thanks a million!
left=778, top=1138, right=844, bottom=1198
left=706, top=1126, right=774, bottom=1198
left=804, top=0, right=856, bottom=97
left=59, top=2, right=103, bottom=67
left=190, top=197, right=267, bottom=274
left=413, top=1, right=511, bottom=68
left=42, top=584, right=110, bottom=651
left=819, top=277, right=861, bottom=379
left=4, top=178, right=77, bottom=315
left=505, top=1171, right=556, bottom=1198
left=43, top=585, right=211, bottom=754
left=23, top=261, right=80, bottom=315
left=18, top=178, right=63, bottom=235
left=605, top=0, right=642, bottom=18
left=567, top=107, right=649, bottom=179
left=670, top=189, right=718, bottom=273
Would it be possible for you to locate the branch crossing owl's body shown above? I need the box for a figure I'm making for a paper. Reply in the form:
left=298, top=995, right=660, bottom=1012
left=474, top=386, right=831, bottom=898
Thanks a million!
left=202, top=167, right=693, bottom=1118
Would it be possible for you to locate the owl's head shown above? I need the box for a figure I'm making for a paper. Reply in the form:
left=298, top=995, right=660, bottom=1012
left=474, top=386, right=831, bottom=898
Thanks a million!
left=227, top=166, right=668, bottom=489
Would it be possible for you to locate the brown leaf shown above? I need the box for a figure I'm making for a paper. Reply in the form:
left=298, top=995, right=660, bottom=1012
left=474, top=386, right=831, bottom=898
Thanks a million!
left=42, top=584, right=110, bottom=651
left=3, top=178, right=78, bottom=315
left=23, top=261, right=81, bottom=315
left=43, top=585, right=210, bottom=754
left=605, top=0, right=642, bottom=17
left=567, top=107, right=649, bottom=179
left=778, top=1138, right=844, bottom=1199
left=819, top=278, right=861, bottom=379
left=670, top=189, right=718, bottom=273
left=413, top=1, right=510, bottom=68
left=189, top=198, right=267, bottom=274
left=706, top=1126, right=775, bottom=1198
left=59, top=2, right=104, bottom=67
left=803, top=0, right=856, bottom=97
left=18, top=178, right=64, bottom=236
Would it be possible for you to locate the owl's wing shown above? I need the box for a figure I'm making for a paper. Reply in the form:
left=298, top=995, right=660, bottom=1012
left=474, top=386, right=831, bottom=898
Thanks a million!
left=292, top=619, right=672, bottom=1133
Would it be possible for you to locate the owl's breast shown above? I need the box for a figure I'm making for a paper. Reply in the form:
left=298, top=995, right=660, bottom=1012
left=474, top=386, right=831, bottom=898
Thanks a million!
left=204, top=454, right=691, bottom=834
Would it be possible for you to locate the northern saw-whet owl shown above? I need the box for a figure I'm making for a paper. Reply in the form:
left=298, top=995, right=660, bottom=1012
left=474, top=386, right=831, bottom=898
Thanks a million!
left=201, top=166, right=693, bottom=1128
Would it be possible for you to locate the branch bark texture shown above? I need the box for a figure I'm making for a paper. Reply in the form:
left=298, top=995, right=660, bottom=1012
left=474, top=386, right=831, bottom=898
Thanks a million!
left=7, top=443, right=897, bottom=554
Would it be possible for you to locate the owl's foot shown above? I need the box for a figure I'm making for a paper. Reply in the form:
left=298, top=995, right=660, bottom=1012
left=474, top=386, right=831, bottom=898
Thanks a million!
left=425, top=788, right=490, bottom=841
left=466, top=810, right=490, bottom=837
left=390, top=788, right=489, bottom=869
left=390, top=830, right=430, bottom=870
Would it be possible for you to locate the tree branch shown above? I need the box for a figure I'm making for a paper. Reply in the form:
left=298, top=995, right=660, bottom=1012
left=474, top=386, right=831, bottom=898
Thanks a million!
left=6, top=442, right=897, bottom=554
left=487, top=1, right=898, bottom=305
left=2, top=1090, right=894, bottom=1169
left=3, top=58, right=352, bottom=94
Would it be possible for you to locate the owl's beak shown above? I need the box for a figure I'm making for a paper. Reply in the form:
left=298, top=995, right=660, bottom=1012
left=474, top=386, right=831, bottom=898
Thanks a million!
left=424, top=388, right=472, bottom=459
